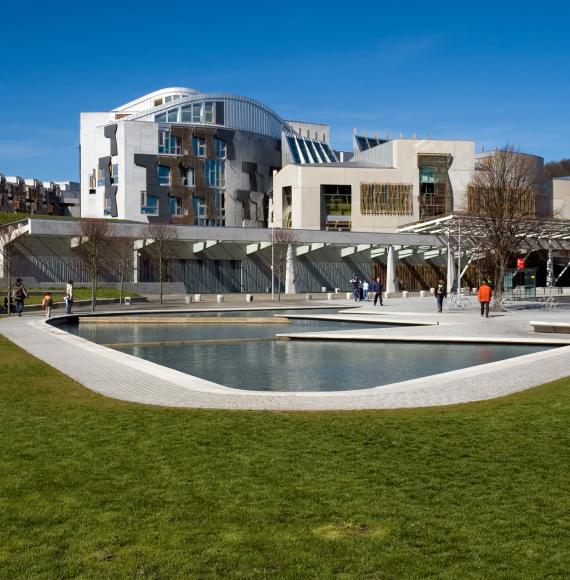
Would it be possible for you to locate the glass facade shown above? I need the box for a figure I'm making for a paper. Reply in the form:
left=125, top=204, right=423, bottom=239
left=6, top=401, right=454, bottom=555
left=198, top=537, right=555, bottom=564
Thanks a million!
left=286, top=135, right=337, bottom=164
left=141, top=191, right=159, bottom=215
left=158, top=130, right=181, bottom=155
left=192, top=137, right=206, bottom=157
left=321, top=185, right=351, bottom=231
left=418, top=154, right=453, bottom=219
left=215, top=138, right=226, bottom=159
left=169, top=195, right=183, bottom=216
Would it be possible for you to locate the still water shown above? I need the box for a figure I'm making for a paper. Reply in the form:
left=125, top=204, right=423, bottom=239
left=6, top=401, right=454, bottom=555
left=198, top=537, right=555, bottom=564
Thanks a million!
left=66, top=312, right=551, bottom=392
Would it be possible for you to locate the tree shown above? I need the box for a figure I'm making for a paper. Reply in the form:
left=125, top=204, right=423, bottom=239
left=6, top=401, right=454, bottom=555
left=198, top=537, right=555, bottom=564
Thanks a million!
left=0, top=225, right=19, bottom=317
left=142, top=223, right=179, bottom=304
left=466, top=145, right=542, bottom=296
left=77, top=219, right=111, bottom=312
left=273, top=228, right=298, bottom=301
left=110, top=237, right=134, bottom=305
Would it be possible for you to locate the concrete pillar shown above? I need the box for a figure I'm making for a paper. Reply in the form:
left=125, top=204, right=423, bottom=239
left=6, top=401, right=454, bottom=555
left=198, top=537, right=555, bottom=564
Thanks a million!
left=447, top=246, right=455, bottom=292
left=285, top=244, right=298, bottom=294
left=386, top=245, right=397, bottom=294
left=546, top=240, right=553, bottom=288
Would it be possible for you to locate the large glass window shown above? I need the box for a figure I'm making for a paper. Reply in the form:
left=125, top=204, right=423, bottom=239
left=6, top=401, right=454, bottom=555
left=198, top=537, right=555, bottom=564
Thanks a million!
left=154, top=112, right=167, bottom=123
left=215, top=138, right=226, bottom=159
left=192, top=137, right=206, bottom=157
left=321, top=185, right=351, bottom=231
left=418, top=154, right=452, bottom=219
left=167, top=108, right=178, bottom=122
left=141, top=190, right=159, bottom=215
left=192, top=193, right=225, bottom=226
left=157, top=165, right=170, bottom=185
left=158, top=130, right=181, bottom=155
left=205, top=159, right=225, bottom=187
left=360, top=183, right=413, bottom=215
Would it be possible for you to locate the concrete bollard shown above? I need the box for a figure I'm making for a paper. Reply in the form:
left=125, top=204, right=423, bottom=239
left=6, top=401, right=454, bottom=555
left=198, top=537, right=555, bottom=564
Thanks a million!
left=402, top=291, right=409, bottom=298
left=321, top=286, right=327, bottom=292
left=245, top=294, right=254, bottom=302
left=327, top=293, right=334, bottom=300
left=420, top=290, right=426, bottom=298
left=430, top=288, right=435, bottom=294
left=472, top=288, right=477, bottom=294
left=216, top=294, right=224, bottom=304
left=185, top=295, right=192, bottom=304
left=335, top=288, right=340, bottom=293
left=305, top=294, right=312, bottom=301
left=193, top=294, right=201, bottom=302
left=124, top=296, right=131, bottom=306
left=346, top=292, right=352, bottom=300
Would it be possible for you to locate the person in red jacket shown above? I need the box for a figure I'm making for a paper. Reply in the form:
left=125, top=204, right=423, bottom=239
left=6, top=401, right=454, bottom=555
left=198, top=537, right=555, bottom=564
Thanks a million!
left=477, top=280, right=492, bottom=318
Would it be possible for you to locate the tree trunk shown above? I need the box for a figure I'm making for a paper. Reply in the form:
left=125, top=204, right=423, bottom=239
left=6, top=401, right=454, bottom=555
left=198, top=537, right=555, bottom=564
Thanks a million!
left=91, top=249, right=97, bottom=312
left=158, top=242, right=163, bottom=305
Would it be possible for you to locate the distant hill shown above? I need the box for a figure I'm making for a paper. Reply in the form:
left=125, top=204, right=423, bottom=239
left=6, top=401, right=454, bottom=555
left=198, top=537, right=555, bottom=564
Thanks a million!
left=544, top=158, right=570, bottom=179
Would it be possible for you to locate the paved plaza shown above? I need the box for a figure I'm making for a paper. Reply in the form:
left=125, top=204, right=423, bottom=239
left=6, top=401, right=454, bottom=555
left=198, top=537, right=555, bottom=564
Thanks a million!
left=1, top=294, right=570, bottom=411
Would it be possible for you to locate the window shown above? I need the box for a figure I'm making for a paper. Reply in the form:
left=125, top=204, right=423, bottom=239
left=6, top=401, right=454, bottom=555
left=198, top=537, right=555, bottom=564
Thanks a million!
left=154, top=98, right=163, bottom=107
left=165, top=96, right=172, bottom=103
left=141, top=190, right=159, bottom=215
left=111, top=164, right=119, bottom=185
left=418, top=154, right=452, bottom=219
left=167, top=108, right=178, bottom=122
left=158, top=130, right=181, bottom=155
left=169, top=195, right=183, bottom=216
left=215, top=138, right=226, bottom=159
left=104, top=191, right=111, bottom=215
left=182, top=167, right=194, bottom=187
left=204, top=102, right=214, bottom=124
left=192, top=193, right=225, bottom=226
left=157, top=165, right=170, bottom=185
left=192, top=136, right=206, bottom=157
left=321, top=185, right=352, bottom=230
left=97, top=165, right=105, bottom=186
left=205, top=159, right=225, bottom=187
left=154, top=112, right=167, bottom=123
left=360, top=183, right=413, bottom=215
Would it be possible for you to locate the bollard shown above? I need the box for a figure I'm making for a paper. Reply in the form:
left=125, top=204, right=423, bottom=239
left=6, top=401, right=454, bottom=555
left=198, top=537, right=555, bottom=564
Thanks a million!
left=193, top=294, right=201, bottom=302
left=216, top=294, right=224, bottom=303
left=321, top=286, right=327, bottom=292
left=245, top=294, right=254, bottom=302
left=335, top=288, right=340, bottom=293
left=124, top=296, right=131, bottom=306
left=420, top=290, right=426, bottom=298
left=185, top=295, right=192, bottom=304
left=346, top=292, right=352, bottom=300
left=305, top=294, right=312, bottom=301
left=430, top=288, right=435, bottom=294
left=402, top=291, right=409, bottom=298
left=327, top=293, right=334, bottom=300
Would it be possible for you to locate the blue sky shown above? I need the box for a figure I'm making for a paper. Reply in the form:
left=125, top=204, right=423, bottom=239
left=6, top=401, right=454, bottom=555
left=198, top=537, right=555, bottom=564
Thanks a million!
left=1, top=0, right=569, bottom=181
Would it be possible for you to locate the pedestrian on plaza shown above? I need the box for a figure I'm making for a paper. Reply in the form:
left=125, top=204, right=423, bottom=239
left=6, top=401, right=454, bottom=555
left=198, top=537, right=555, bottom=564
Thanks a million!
left=42, top=292, right=53, bottom=319
left=477, top=280, right=492, bottom=318
left=362, top=279, right=370, bottom=301
left=65, top=280, right=74, bottom=314
left=350, top=275, right=360, bottom=302
left=435, top=279, right=447, bottom=313
left=12, top=278, right=28, bottom=317
left=373, top=277, right=383, bottom=306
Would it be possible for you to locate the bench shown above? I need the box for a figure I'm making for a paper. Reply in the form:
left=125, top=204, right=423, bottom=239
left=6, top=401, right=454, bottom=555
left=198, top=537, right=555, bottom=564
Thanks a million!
left=530, top=321, right=570, bottom=334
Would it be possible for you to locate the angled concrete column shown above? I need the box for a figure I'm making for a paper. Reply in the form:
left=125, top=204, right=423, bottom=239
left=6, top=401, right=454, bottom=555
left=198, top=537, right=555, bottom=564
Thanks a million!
left=546, top=240, right=553, bottom=288
left=386, top=245, right=397, bottom=294
left=285, top=244, right=298, bottom=294
left=447, top=245, right=456, bottom=291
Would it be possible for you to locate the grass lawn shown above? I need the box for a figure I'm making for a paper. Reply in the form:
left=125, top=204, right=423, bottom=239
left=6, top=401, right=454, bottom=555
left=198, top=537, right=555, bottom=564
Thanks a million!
left=0, top=336, right=568, bottom=579
left=1, top=288, right=140, bottom=306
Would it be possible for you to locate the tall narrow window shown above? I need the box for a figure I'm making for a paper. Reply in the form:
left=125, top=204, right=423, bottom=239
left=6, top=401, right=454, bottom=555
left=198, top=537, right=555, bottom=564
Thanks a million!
left=205, top=159, right=225, bottom=187
left=204, top=102, right=214, bottom=124
left=215, top=138, right=226, bottom=159
left=192, top=103, right=202, bottom=123
left=111, top=164, right=119, bottom=185
left=157, top=165, right=170, bottom=185
left=140, top=190, right=159, bottom=215
left=192, top=137, right=206, bottom=157
left=158, top=130, right=181, bottom=154
left=183, top=167, right=194, bottom=187
left=169, top=195, right=182, bottom=216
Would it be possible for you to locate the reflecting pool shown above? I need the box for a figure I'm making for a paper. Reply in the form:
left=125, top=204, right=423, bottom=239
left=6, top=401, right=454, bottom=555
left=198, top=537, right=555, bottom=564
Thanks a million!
left=65, top=312, right=553, bottom=392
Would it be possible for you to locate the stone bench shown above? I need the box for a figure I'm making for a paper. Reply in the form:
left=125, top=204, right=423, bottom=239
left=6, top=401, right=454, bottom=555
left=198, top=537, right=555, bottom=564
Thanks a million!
left=530, top=321, right=570, bottom=334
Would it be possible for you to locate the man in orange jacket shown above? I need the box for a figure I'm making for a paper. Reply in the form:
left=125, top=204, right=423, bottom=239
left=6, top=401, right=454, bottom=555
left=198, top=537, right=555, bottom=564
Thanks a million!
left=477, top=280, right=492, bottom=318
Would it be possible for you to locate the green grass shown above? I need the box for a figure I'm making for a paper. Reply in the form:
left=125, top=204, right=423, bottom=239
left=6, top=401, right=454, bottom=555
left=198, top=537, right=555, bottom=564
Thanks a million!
left=0, top=336, right=568, bottom=579
left=1, top=288, right=140, bottom=306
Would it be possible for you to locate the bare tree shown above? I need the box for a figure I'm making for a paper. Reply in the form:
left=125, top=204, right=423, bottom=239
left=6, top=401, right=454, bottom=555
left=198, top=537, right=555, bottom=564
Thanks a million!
left=77, top=219, right=111, bottom=312
left=465, top=145, right=543, bottom=296
left=0, top=225, right=19, bottom=317
left=273, top=228, right=298, bottom=301
left=142, top=223, right=179, bottom=304
left=110, top=237, right=134, bottom=305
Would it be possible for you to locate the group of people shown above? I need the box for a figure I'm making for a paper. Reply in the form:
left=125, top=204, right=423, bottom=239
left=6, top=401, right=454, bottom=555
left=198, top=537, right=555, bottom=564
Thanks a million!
left=350, top=275, right=384, bottom=306
left=434, top=279, right=494, bottom=317
left=1, top=280, right=74, bottom=318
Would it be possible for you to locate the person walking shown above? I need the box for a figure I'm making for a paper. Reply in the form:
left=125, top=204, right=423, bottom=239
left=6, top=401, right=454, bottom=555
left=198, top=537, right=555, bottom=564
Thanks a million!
left=362, top=279, right=370, bottom=301
left=65, top=280, right=74, bottom=314
left=477, top=280, right=492, bottom=318
left=350, top=275, right=360, bottom=302
left=42, top=292, right=53, bottom=319
left=435, top=280, right=447, bottom=313
left=373, top=277, right=383, bottom=306
left=12, top=278, right=28, bottom=317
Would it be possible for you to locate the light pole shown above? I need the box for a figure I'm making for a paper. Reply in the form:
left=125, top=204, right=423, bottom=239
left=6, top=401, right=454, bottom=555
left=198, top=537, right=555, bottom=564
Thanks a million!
left=457, top=218, right=461, bottom=295
left=271, top=207, right=275, bottom=301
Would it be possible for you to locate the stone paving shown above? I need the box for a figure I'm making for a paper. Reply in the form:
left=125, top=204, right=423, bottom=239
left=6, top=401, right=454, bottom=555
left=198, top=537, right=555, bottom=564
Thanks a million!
left=1, top=295, right=570, bottom=411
